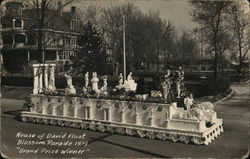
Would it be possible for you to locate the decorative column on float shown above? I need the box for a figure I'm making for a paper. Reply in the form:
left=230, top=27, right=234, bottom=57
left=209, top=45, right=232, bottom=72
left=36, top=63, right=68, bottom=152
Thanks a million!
left=109, top=107, right=112, bottom=121
left=42, top=103, right=48, bottom=115
left=32, top=63, right=56, bottom=94
left=135, top=107, right=140, bottom=125
left=89, top=107, right=93, bottom=119
left=84, top=107, right=88, bottom=119
left=103, top=109, right=108, bottom=121
left=44, top=65, right=49, bottom=89
left=33, top=65, right=39, bottom=94
left=50, top=65, right=56, bottom=91
left=63, top=103, right=69, bottom=116
left=102, top=105, right=110, bottom=121
left=38, top=67, right=43, bottom=93
left=165, top=110, right=170, bottom=129
left=52, top=105, right=57, bottom=115
left=120, top=106, right=126, bottom=123
left=73, top=99, right=79, bottom=118
left=148, top=108, right=154, bottom=127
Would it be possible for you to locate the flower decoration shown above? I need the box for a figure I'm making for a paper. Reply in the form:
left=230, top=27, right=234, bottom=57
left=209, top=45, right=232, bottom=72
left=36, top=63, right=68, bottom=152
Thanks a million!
left=69, top=99, right=73, bottom=104
left=128, top=104, right=133, bottom=109
left=40, top=96, right=43, bottom=102
left=143, top=105, right=148, bottom=110
left=47, top=97, right=51, bottom=102
left=80, top=99, right=84, bottom=105
left=96, top=100, right=102, bottom=109
left=58, top=98, right=62, bottom=103
left=115, top=102, right=120, bottom=108
left=158, top=106, right=162, bottom=112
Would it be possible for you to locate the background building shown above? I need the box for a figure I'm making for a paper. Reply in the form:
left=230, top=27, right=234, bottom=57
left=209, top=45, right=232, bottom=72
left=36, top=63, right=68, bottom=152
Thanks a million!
left=1, top=1, right=82, bottom=73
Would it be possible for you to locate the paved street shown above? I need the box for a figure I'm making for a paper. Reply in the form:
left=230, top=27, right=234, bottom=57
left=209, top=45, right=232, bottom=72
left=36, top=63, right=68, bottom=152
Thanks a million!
left=1, top=83, right=249, bottom=158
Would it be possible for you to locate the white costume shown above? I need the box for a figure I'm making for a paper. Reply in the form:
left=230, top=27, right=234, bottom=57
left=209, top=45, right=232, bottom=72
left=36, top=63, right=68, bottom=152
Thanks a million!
left=184, top=97, right=194, bottom=111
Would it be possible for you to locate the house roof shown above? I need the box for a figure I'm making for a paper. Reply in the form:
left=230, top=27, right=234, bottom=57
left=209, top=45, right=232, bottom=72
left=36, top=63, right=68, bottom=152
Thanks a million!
left=3, top=2, right=82, bottom=34
left=5, top=2, right=24, bottom=8
left=22, top=9, right=80, bottom=32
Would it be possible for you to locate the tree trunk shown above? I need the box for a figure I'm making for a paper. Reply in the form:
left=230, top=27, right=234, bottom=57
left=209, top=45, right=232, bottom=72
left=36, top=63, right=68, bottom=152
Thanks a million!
left=163, top=50, right=166, bottom=69
left=167, top=53, right=170, bottom=65
left=147, top=62, right=150, bottom=70
left=238, top=38, right=242, bottom=76
left=190, top=56, right=193, bottom=72
left=37, top=29, right=43, bottom=63
left=156, top=48, right=160, bottom=71
left=220, top=52, right=225, bottom=75
left=112, top=43, right=116, bottom=75
left=214, top=51, right=218, bottom=80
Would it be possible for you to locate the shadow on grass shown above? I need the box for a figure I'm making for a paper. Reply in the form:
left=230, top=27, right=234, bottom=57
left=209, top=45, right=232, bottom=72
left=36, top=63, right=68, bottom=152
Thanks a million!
left=89, top=136, right=171, bottom=158
left=3, top=110, right=22, bottom=121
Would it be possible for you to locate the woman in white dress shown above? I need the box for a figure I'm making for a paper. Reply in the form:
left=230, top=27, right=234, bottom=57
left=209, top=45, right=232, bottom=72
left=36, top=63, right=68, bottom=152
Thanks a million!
left=184, top=93, right=194, bottom=111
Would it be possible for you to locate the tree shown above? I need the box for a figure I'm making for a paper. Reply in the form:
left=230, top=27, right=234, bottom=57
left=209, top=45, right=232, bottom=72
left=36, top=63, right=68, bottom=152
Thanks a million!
left=81, top=4, right=101, bottom=27
left=146, top=10, right=162, bottom=71
left=190, top=1, right=232, bottom=79
left=0, top=6, right=3, bottom=67
left=160, top=20, right=176, bottom=69
left=24, top=0, right=74, bottom=63
left=127, top=10, right=158, bottom=70
left=71, top=21, right=106, bottom=75
left=100, top=3, right=138, bottom=74
left=98, top=2, right=177, bottom=72
left=176, top=31, right=199, bottom=68
left=230, top=1, right=250, bottom=76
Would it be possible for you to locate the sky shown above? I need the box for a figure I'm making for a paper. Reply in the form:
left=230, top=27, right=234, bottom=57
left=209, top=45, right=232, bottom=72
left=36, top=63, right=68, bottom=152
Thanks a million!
left=70, top=0, right=198, bottom=33
left=1, top=0, right=199, bottom=33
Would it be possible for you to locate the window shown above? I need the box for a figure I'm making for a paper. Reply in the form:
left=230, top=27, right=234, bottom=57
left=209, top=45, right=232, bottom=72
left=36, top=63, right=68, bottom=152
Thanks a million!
left=84, top=107, right=90, bottom=119
left=15, top=34, right=25, bottom=43
left=51, top=35, right=57, bottom=45
left=70, top=39, right=77, bottom=46
left=58, top=38, right=63, bottom=45
left=64, top=38, right=70, bottom=46
left=71, top=19, right=80, bottom=30
left=2, top=18, right=12, bottom=28
left=27, top=34, right=36, bottom=45
left=59, top=51, right=70, bottom=60
left=2, top=35, right=13, bottom=44
left=45, top=51, right=56, bottom=61
left=104, top=109, right=109, bottom=121
left=18, top=8, right=22, bottom=15
left=15, top=19, right=22, bottom=28
left=59, top=52, right=64, bottom=60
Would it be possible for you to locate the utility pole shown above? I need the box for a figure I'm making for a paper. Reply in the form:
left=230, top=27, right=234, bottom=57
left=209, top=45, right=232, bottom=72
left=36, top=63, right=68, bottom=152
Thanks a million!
left=123, top=14, right=126, bottom=80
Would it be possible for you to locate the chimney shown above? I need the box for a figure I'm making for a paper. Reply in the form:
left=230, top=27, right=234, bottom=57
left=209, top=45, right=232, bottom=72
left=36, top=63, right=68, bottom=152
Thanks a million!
left=58, top=1, right=63, bottom=16
left=71, top=6, right=76, bottom=13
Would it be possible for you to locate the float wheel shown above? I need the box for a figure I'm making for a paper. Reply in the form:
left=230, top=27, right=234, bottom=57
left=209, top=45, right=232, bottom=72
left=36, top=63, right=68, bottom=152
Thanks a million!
left=89, top=123, right=97, bottom=131
left=21, top=116, right=28, bottom=122
left=146, top=131, right=156, bottom=140
left=50, top=119, right=56, bottom=125
left=97, top=125, right=106, bottom=132
left=191, top=136, right=204, bottom=145
left=80, top=123, right=88, bottom=129
left=169, top=134, right=179, bottom=142
left=137, top=130, right=146, bottom=138
left=179, top=135, right=190, bottom=144
left=58, top=120, right=65, bottom=126
left=126, top=128, right=135, bottom=136
left=107, top=126, right=115, bottom=133
left=43, top=119, right=49, bottom=125
left=116, top=127, right=125, bottom=135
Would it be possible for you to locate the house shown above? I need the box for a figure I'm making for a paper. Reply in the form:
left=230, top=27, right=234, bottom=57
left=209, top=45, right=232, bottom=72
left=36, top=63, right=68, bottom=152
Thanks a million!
left=1, top=1, right=82, bottom=73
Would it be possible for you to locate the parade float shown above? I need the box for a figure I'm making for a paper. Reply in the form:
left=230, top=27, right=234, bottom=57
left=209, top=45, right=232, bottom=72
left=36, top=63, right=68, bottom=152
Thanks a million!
left=21, top=64, right=223, bottom=145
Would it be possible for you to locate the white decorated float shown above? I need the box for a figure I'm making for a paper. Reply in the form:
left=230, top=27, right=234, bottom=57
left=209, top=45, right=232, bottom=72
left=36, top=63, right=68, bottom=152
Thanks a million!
left=21, top=64, right=223, bottom=145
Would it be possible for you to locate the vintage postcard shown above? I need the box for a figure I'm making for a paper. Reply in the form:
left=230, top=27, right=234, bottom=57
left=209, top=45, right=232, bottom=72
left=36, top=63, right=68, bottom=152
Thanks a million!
left=1, top=0, right=249, bottom=158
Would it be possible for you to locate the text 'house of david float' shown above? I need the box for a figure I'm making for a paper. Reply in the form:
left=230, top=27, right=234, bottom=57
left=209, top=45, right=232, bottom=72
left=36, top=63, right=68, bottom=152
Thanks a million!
left=21, top=64, right=223, bottom=145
